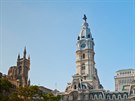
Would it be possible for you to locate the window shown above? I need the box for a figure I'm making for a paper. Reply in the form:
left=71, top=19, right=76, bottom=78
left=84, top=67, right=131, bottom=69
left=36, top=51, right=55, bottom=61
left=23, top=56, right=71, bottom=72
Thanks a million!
left=82, top=54, right=85, bottom=59
left=87, top=34, right=90, bottom=38
left=94, top=95, right=98, bottom=100
left=107, top=95, right=110, bottom=100
left=118, top=95, right=121, bottom=100
left=81, top=64, right=85, bottom=70
left=74, top=85, right=76, bottom=89
left=112, top=95, right=116, bottom=100
left=81, top=64, right=85, bottom=75
left=78, top=83, right=81, bottom=88
left=99, top=94, right=102, bottom=99
left=81, top=36, right=85, bottom=38
left=123, top=94, right=127, bottom=99
left=82, top=66, right=85, bottom=70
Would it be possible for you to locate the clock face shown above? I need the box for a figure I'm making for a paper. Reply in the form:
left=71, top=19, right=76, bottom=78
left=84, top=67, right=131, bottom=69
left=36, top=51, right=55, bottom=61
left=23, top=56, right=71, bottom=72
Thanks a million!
left=81, top=43, right=86, bottom=48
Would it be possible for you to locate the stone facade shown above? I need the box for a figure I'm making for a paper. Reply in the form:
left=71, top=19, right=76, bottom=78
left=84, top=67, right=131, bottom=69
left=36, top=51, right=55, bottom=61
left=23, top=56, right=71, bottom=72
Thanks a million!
left=7, top=47, right=30, bottom=87
left=62, top=90, right=129, bottom=101
left=115, top=69, right=135, bottom=91
left=128, top=81, right=135, bottom=100
left=60, top=15, right=135, bottom=101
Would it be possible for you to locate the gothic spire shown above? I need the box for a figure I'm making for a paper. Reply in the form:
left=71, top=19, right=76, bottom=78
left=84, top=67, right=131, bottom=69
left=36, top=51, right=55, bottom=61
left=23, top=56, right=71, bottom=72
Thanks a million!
left=23, top=46, right=26, bottom=58
left=18, top=53, right=20, bottom=60
left=28, top=54, right=30, bottom=60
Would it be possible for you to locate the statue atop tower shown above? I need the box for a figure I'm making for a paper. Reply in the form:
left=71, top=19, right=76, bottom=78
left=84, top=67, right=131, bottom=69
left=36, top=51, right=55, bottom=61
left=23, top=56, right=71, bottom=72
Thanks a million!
left=83, top=14, right=87, bottom=22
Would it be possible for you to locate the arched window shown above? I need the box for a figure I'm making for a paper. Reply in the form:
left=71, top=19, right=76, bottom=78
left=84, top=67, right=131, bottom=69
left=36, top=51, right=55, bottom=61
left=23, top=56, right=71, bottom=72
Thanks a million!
left=94, top=95, right=98, bottom=100
left=82, top=84, right=86, bottom=89
left=74, top=85, right=76, bottom=89
left=112, top=94, right=116, bottom=100
left=99, top=94, right=102, bottom=99
left=123, top=94, right=127, bottom=99
left=107, top=95, right=110, bottom=100
left=118, top=94, right=121, bottom=100
left=82, top=54, right=85, bottom=59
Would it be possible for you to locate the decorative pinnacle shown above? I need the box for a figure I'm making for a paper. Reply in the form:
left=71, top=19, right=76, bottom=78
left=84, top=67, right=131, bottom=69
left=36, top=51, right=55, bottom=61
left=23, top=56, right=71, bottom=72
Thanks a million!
left=83, top=14, right=87, bottom=22
left=18, top=53, right=20, bottom=59
left=24, top=46, right=26, bottom=54
left=28, top=54, right=30, bottom=60
left=23, top=46, right=26, bottom=58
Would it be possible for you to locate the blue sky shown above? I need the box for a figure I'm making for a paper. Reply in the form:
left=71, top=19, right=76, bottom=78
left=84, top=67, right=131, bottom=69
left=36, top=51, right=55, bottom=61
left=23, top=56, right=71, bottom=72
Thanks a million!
left=0, top=0, right=135, bottom=91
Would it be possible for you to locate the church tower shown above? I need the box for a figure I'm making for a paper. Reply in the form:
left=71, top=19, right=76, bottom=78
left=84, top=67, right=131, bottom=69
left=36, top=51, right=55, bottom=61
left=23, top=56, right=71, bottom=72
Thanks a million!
left=8, top=47, right=30, bottom=87
left=21, top=47, right=30, bottom=87
left=76, top=15, right=100, bottom=89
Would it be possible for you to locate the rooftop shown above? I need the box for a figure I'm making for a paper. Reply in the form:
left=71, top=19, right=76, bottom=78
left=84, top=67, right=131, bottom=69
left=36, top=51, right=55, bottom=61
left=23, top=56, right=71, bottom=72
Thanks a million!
left=116, top=69, right=135, bottom=73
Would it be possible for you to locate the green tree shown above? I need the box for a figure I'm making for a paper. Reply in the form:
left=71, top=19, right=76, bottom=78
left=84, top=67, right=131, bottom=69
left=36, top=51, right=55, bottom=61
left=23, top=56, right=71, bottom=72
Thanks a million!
left=0, top=78, right=13, bottom=93
left=42, top=93, right=61, bottom=101
left=0, top=78, right=14, bottom=101
left=0, top=78, right=61, bottom=101
left=8, top=92, right=23, bottom=101
left=16, top=85, right=42, bottom=101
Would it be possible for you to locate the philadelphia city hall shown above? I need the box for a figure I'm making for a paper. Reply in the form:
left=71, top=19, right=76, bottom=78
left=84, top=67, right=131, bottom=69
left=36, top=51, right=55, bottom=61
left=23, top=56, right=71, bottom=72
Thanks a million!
left=60, top=15, right=135, bottom=101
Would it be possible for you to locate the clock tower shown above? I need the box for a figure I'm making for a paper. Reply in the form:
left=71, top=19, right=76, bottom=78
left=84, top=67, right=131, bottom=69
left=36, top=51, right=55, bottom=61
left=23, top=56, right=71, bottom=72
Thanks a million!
left=76, top=15, right=100, bottom=89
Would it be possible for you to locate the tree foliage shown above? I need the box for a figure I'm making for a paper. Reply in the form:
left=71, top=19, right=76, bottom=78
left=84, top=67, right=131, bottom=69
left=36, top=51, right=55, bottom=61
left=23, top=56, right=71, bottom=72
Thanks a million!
left=42, top=93, right=61, bottom=101
left=0, top=78, right=14, bottom=101
left=16, top=85, right=42, bottom=101
left=0, top=78, right=61, bottom=101
left=0, top=78, right=13, bottom=93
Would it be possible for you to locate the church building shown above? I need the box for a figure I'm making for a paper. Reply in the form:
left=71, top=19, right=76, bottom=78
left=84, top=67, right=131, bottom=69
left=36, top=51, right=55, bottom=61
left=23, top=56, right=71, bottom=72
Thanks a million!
left=7, top=47, right=30, bottom=87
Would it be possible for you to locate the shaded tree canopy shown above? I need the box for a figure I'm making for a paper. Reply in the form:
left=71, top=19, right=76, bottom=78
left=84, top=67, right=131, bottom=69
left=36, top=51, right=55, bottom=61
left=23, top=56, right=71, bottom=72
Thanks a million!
left=0, top=78, right=61, bottom=101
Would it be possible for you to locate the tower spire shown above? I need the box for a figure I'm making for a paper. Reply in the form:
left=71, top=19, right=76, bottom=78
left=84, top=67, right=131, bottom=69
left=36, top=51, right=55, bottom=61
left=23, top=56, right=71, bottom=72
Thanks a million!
left=18, top=53, right=20, bottom=60
left=23, top=46, right=26, bottom=58
left=28, top=54, right=30, bottom=60
left=76, top=15, right=100, bottom=89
